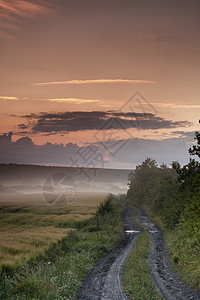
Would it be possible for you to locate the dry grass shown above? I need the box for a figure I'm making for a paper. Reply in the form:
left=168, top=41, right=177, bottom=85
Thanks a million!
left=0, top=191, right=106, bottom=272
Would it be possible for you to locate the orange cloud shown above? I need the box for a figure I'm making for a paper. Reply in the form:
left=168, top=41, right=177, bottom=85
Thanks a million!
left=0, top=0, right=49, bottom=17
left=153, top=103, right=200, bottom=109
left=0, top=0, right=51, bottom=37
left=48, top=98, right=99, bottom=103
left=32, top=78, right=156, bottom=86
left=0, top=96, right=19, bottom=100
left=0, top=96, right=100, bottom=103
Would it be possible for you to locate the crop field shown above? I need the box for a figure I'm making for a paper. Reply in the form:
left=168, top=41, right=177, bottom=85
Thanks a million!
left=0, top=192, right=107, bottom=273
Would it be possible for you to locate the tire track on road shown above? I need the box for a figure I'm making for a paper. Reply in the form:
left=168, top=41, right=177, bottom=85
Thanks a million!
left=137, top=207, right=200, bottom=300
left=77, top=206, right=141, bottom=300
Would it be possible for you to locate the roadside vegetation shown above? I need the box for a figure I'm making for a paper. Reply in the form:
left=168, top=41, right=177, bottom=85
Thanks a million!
left=127, top=131, right=200, bottom=289
left=123, top=206, right=163, bottom=300
left=0, top=194, right=125, bottom=299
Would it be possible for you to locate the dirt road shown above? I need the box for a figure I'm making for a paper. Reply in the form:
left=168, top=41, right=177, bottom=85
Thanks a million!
left=77, top=205, right=200, bottom=300
left=137, top=207, right=200, bottom=300
left=77, top=206, right=141, bottom=299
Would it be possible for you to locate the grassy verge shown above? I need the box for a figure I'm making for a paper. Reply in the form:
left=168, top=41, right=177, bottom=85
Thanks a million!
left=168, top=227, right=200, bottom=289
left=0, top=196, right=125, bottom=299
left=133, top=203, right=200, bottom=290
left=122, top=206, right=163, bottom=300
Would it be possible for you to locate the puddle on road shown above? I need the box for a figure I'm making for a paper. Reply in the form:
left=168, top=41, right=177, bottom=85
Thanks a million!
left=125, top=230, right=140, bottom=233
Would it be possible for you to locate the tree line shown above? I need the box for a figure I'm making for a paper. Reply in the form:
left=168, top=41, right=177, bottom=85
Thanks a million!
left=127, top=132, right=200, bottom=287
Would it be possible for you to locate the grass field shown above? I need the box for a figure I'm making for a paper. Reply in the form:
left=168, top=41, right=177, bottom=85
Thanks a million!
left=0, top=193, right=125, bottom=299
left=0, top=192, right=107, bottom=273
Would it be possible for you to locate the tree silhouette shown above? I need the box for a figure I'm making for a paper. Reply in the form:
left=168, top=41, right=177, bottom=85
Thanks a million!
left=189, top=131, right=200, bottom=158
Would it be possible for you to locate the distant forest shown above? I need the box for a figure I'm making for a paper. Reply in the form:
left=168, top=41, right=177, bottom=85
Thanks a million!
left=0, top=164, right=131, bottom=194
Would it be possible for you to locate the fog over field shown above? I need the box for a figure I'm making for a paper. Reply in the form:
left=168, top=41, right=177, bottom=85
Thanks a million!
left=0, top=164, right=131, bottom=202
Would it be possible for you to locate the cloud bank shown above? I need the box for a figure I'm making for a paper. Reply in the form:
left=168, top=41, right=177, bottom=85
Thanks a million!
left=20, top=111, right=191, bottom=134
left=0, top=131, right=195, bottom=167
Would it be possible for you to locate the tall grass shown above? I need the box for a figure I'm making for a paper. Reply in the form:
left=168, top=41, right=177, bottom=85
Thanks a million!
left=0, top=194, right=105, bottom=274
left=0, top=195, right=125, bottom=299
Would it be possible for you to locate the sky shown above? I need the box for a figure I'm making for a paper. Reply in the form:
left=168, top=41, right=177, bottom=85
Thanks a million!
left=0, top=0, right=200, bottom=168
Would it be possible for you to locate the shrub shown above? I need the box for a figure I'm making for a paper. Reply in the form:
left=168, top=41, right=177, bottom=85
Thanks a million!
left=96, top=194, right=114, bottom=216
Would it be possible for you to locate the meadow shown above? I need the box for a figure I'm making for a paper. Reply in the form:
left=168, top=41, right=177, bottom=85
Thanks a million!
left=0, top=192, right=125, bottom=299
left=0, top=191, right=107, bottom=274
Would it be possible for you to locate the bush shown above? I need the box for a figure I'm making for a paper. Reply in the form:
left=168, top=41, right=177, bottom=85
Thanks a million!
left=96, top=194, right=114, bottom=216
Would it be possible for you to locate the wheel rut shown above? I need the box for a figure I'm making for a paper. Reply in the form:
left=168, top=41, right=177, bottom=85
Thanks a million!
left=77, top=205, right=200, bottom=300
left=77, top=206, right=141, bottom=300
left=137, top=206, right=200, bottom=300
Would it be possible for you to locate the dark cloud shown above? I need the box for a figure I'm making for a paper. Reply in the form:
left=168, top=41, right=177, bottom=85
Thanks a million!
left=110, top=137, right=191, bottom=167
left=172, top=131, right=197, bottom=138
left=0, top=131, right=196, bottom=167
left=20, top=111, right=191, bottom=134
left=15, top=136, right=34, bottom=146
left=18, top=124, right=29, bottom=130
left=0, top=133, right=79, bottom=165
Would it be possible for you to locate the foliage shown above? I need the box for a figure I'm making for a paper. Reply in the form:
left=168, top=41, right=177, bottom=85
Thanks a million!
left=127, top=132, right=200, bottom=288
left=189, top=131, right=200, bottom=158
left=96, top=193, right=115, bottom=216
left=127, top=157, right=178, bottom=229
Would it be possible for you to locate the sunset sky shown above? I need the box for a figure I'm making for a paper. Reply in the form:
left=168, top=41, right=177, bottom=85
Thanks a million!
left=0, top=0, right=200, bottom=168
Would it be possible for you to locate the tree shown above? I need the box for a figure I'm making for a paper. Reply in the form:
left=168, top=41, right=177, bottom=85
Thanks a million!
left=189, top=131, right=200, bottom=158
left=172, top=159, right=199, bottom=182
